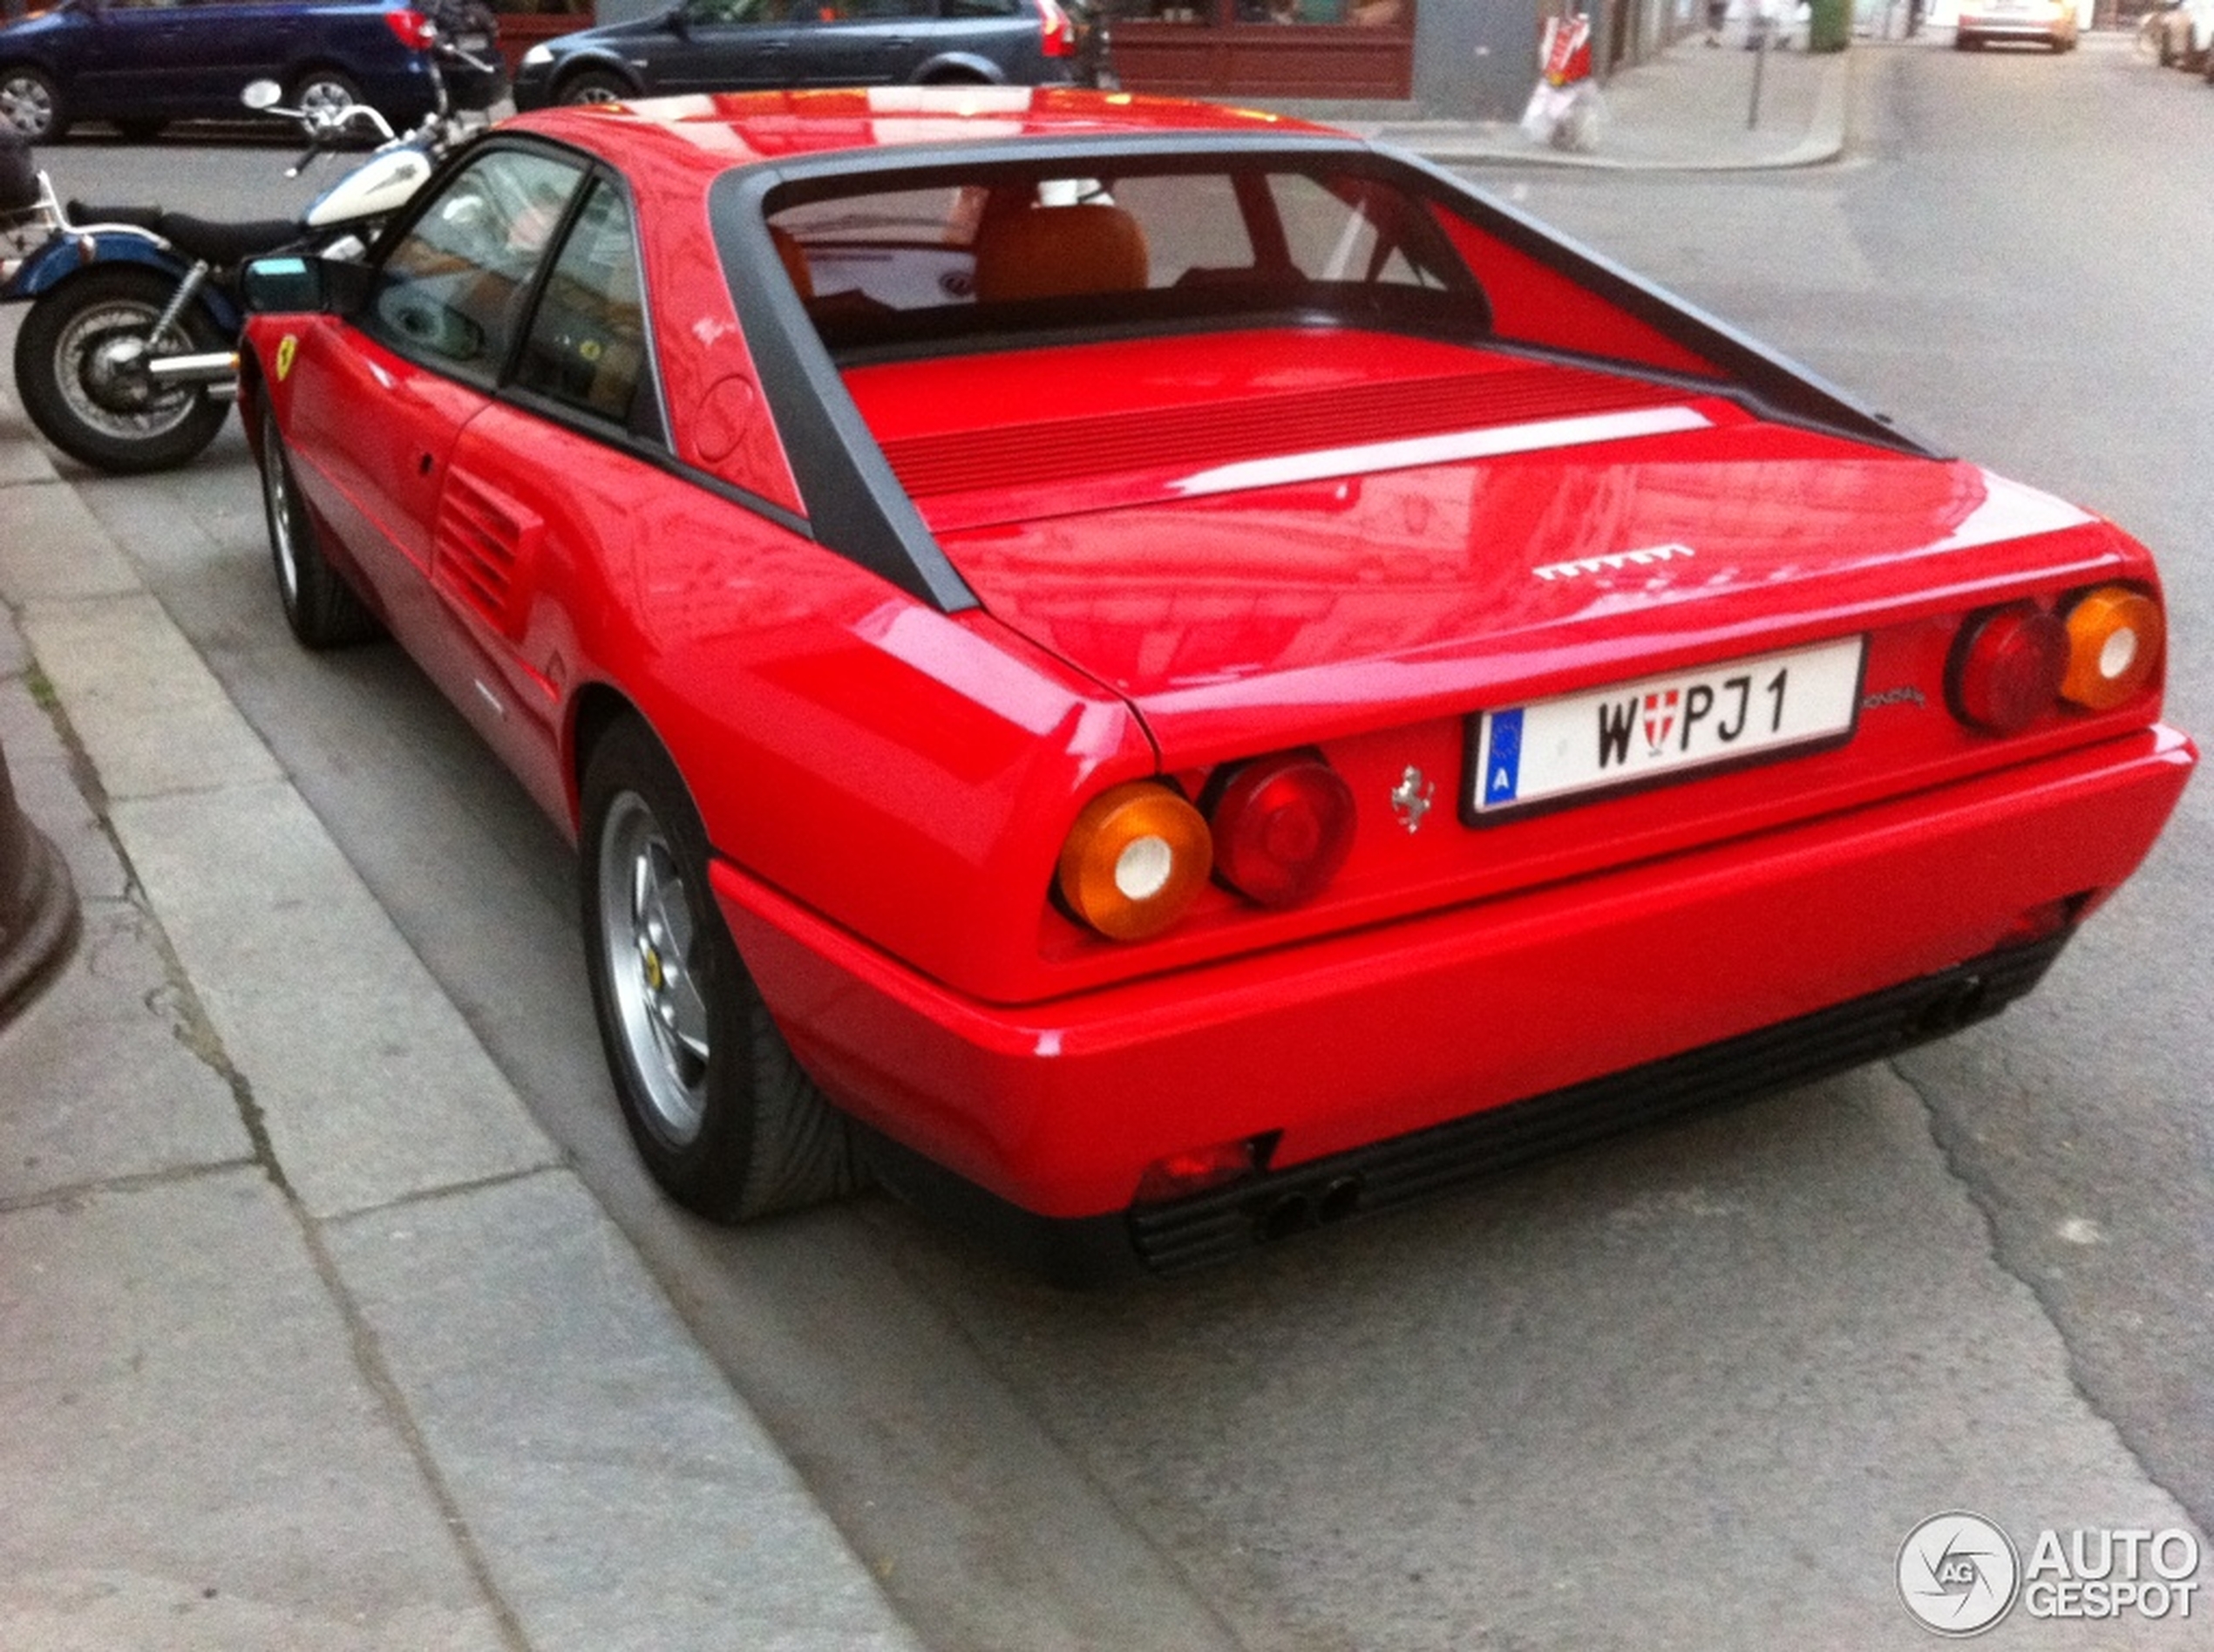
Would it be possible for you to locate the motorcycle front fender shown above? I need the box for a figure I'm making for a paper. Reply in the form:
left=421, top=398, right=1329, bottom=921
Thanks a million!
left=3, top=234, right=245, bottom=335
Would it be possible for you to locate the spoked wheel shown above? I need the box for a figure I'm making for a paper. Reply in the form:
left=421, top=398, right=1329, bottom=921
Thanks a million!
left=0, top=65, right=64, bottom=140
left=558, top=70, right=633, bottom=105
left=257, top=400, right=382, bottom=648
left=581, top=717, right=857, bottom=1221
left=289, top=69, right=363, bottom=128
left=13, top=266, right=231, bottom=472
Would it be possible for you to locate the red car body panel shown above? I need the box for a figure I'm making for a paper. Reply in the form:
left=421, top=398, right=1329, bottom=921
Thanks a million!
left=715, top=725, right=2190, bottom=1218
left=240, top=88, right=2194, bottom=1276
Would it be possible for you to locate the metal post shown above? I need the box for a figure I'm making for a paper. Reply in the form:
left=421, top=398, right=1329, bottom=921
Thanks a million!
left=1748, top=8, right=1769, bottom=127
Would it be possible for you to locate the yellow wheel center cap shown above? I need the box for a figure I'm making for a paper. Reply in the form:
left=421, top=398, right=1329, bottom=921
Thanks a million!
left=643, top=948, right=665, bottom=991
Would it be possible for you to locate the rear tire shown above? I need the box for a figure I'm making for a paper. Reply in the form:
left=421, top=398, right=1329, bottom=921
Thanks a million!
left=257, top=400, right=383, bottom=648
left=556, top=69, right=633, bottom=105
left=14, top=266, right=229, bottom=472
left=581, top=717, right=858, bottom=1221
left=0, top=65, right=64, bottom=141
left=289, top=67, right=362, bottom=129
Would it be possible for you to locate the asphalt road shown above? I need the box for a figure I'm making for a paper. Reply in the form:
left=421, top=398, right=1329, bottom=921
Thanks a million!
left=16, top=39, right=2212, bottom=1649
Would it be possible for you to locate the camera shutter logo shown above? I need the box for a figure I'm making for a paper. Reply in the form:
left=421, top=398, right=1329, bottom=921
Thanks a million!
left=1898, top=1512, right=2021, bottom=1635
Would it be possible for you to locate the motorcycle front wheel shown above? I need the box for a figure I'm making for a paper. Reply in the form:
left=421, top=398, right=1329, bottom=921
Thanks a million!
left=14, top=265, right=233, bottom=474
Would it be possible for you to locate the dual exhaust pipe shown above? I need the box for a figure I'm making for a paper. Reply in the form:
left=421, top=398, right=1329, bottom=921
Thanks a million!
left=1254, top=1175, right=1365, bottom=1244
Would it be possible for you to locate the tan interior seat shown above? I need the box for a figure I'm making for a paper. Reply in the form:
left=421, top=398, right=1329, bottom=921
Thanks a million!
left=973, top=204, right=1149, bottom=304
left=770, top=224, right=814, bottom=301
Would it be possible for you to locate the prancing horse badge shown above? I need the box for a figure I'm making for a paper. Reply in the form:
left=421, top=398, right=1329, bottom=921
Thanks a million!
left=1390, top=765, right=1435, bottom=833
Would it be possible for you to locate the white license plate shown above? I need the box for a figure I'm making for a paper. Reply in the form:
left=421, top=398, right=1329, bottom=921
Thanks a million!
left=1470, top=636, right=1865, bottom=816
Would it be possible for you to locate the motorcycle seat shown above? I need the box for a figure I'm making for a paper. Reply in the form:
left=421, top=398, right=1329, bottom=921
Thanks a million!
left=67, top=202, right=299, bottom=266
left=156, top=214, right=302, bottom=265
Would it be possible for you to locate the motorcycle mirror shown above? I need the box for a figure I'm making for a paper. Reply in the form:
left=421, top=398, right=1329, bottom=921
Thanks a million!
left=241, top=79, right=284, bottom=111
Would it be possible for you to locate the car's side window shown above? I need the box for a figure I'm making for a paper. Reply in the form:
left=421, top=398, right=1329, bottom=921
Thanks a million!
left=685, top=0, right=791, bottom=23
left=363, top=147, right=587, bottom=383
left=1268, top=171, right=1451, bottom=289
left=513, top=178, right=657, bottom=433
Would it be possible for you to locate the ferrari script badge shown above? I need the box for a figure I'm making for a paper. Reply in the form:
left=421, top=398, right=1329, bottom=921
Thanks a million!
left=1390, top=765, right=1435, bottom=833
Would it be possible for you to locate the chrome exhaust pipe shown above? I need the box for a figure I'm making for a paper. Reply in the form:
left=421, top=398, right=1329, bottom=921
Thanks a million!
left=145, top=350, right=240, bottom=393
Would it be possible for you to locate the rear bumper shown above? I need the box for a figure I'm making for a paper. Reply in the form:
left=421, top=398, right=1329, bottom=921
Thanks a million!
left=712, top=725, right=2192, bottom=1267
left=856, top=933, right=2066, bottom=1284
left=1956, top=17, right=2073, bottom=37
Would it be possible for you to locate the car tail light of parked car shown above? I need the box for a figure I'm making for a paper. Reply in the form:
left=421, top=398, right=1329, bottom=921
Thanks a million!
left=1207, top=752, right=1358, bottom=911
left=384, top=8, right=438, bottom=51
left=1056, top=780, right=1213, bottom=941
left=2061, top=586, right=2163, bottom=710
left=1036, top=0, right=1078, bottom=58
left=1950, top=586, right=2165, bottom=735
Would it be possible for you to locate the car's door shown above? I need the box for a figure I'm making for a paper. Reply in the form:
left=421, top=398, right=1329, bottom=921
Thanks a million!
left=649, top=0, right=808, bottom=92
left=280, top=144, right=588, bottom=726
left=424, top=172, right=669, bottom=817
left=792, top=0, right=936, bottom=85
left=165, top=0, right=309, bottom=111
left=71, top=0, right=191, bottom=116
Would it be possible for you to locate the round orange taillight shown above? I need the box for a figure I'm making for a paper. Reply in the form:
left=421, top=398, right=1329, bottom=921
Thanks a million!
left=1209, top=752, right=1356, bottom=909
left=2061, top=586, right=2163, bottom=711
left=1949, top=604, right=2068, bottom=735
left=1056, top=782, right=1212, bottom=942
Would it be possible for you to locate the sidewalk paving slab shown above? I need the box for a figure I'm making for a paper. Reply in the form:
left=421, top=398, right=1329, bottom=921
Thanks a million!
left=1, top=380, right=925, bottom=1649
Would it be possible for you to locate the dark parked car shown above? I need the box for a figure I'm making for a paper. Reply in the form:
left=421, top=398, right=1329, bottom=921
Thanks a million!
left=511, top=0, right=1082, bottom=111
left=0, top=0, right=502, bottom=141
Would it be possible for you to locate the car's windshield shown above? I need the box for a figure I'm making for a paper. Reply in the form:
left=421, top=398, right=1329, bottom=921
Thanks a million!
left=756, top=160, right=1486, bottom=354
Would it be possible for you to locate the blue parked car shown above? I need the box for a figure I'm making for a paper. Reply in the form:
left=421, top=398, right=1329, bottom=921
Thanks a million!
left=0, top=0, right=502, bottom=141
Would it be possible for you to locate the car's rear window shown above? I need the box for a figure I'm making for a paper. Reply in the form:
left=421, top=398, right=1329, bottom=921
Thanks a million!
left=757, top=161, right=1485, bottom=352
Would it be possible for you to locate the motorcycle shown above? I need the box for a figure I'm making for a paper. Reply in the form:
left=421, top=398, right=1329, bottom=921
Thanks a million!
left=0, top=32, right=492, bottom=475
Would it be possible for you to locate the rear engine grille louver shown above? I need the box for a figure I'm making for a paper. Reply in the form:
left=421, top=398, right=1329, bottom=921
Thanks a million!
left=877, top=364, right=1691, bottom=500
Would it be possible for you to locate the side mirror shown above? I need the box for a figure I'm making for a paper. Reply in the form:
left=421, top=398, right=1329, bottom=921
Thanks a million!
left=241, top=79, right=284, bottom=111
left=666, top=2, right=691, bottom=35
left=241, top=254, right=372, bottom=316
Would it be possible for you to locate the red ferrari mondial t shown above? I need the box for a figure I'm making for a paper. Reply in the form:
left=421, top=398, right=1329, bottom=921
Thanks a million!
left=240, top=87, right=2194, bottom=1281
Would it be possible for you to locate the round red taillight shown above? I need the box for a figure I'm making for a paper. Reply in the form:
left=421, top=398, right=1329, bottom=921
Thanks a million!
left=1209, top=753, right=1356, bottom=909
left=384, top=7, right=436, bottom=51
left=2061, top=585, right=2163, bottom=711
left=1056, top=782, right=1212, bottom=942
left=1950, top=604, right=2068, bottom=735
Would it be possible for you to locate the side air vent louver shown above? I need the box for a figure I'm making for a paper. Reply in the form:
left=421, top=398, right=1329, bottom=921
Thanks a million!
left=432, top=471, right=544, bottom=640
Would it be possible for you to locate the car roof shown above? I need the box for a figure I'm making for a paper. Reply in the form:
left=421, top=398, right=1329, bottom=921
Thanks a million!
left=503, top=85, right=1346, bottom=176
